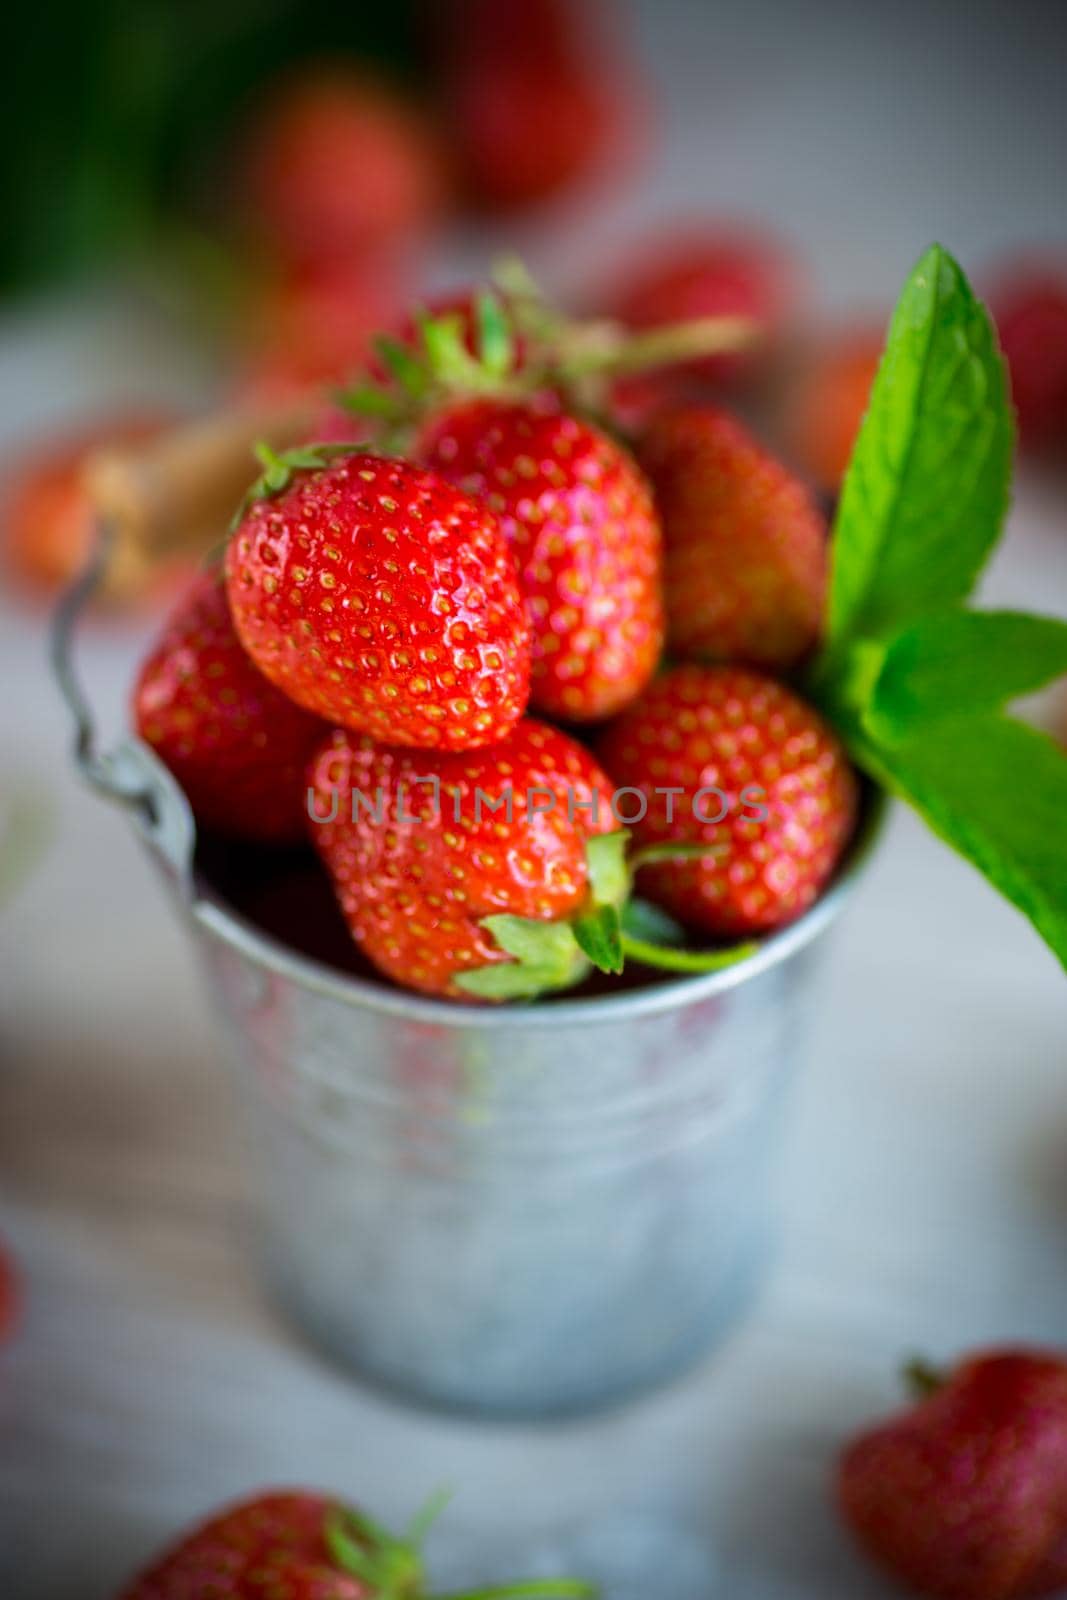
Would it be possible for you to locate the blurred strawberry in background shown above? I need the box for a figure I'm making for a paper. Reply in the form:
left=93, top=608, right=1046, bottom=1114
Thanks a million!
left=599, top=225, right=803, bottom=385
left=783, top=326, right=883, bottom=492
left=435, top=0, right=644, bottom=212
left=989, top=259, right=1067, bottom=454
left=2, top=412, right=180, bottom=604
left=239, top=66, right=448, bottom=266
left=0, top=1241, right=19, bottom=1344
left=233, top=256, right=409, bottom=404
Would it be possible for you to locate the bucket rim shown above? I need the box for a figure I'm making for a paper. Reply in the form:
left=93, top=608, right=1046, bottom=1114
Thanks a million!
left=190, top=788, right=888, bottom=1031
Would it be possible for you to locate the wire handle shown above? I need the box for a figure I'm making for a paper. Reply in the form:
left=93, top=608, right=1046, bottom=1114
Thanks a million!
left=50, top=522, right=197, bottom=891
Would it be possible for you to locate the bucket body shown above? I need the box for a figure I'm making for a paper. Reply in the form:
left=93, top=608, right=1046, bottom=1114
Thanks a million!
left=190, top=852, right=851, bottom=1418
left=59, top=713, right=874, bottom=1418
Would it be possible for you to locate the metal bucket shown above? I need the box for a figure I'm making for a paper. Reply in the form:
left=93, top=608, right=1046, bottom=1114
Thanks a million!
left=54, top=544, right=882, bottom=1420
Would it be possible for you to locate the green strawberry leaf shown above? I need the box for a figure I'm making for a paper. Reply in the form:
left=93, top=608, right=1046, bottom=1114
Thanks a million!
left=373, top=334, right=430, bottom=398
left=861, top=715, right=1067, bottom=972
left=474, top=289, right=515, bottom=378
left=866, top=609, right=1067, bottom=743
left=456, top=915, right=588, bottom=1000
left=572, top=905, right=624, bottom=974
left=584, top=829, right=631, bottom=907
left=826, top=244, right=1014, bottom=648
left=620, top=897, right=688, bottom=945
left=230, top=441, right=364, bottom=531
left=418, top=310, right=484, bottom=388
left=335, top=383, right=407, bottom=420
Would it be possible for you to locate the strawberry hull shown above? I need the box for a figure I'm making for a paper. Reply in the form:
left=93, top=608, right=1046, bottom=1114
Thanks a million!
left=62, top=623, right=884, bottom=1411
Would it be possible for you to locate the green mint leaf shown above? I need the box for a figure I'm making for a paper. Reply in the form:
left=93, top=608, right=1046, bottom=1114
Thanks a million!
left=866, top=609, right=1067, bottom=743
left=572, top=905, right=624, bottom=973
left=827, top=244, right=1014, bottom=645
left=863, top=715, right=1067, bottom=972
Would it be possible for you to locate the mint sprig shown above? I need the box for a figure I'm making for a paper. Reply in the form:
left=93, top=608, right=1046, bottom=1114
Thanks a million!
left=814, top=244, right=1067, bottom=972
left=865, top=610, right=1067, bottom=743
left=826, top=243, right=1014, bottom=649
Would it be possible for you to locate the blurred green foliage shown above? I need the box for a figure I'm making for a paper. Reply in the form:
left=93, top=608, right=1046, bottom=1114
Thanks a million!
left=3, top=0, right=423, bottom=294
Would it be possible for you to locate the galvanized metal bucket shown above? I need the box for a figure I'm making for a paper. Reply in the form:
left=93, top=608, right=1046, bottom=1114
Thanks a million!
left=54, top=541, right=882, bottom=1419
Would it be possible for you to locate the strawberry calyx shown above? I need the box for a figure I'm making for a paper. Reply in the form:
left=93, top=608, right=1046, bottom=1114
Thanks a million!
left=336, top=260, right=759, bottom=438
left=229, top=439, right=369, bottom=531
left=457, top=832, right=756, bottom=1000
left=455, top=830, right=630, bottom=1001
left=323, top=1498, right=595, bottom=1600
left=904, top=1358, right=948, bottom=1399
left=324, top=1501, right=425, bottom=1599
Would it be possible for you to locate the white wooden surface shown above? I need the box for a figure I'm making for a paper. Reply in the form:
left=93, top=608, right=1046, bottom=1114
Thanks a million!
left=2, top=3, right=1067, bottom=1595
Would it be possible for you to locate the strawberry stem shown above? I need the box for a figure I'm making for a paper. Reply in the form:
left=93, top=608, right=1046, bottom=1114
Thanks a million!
left=430, top=1582, right=597, bottom=1600
left=558, top=315, right=760, bottom=381
left=628, top=840, right=727, bottom=872
left=619, top=932, right=757, bottom=974
left=904, top=1358, right=947, bottom=1398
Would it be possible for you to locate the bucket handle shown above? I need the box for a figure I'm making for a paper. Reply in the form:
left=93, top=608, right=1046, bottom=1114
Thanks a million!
left=50, top=521, right=198, bottom=896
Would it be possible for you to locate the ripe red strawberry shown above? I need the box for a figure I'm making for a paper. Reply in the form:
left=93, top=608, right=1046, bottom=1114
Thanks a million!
left=438, top=0, right=637, bottom=212
left=597, top=664, right=857, bottom=938
left=3, top=411, right=175, bottom=603
left=133, top=571, right=327, bottom=843
left=120, top=1488, right=591, bottom=1599
left=839, top=1350, right=1067, bottom=1600
left=0, top=1237, right=19, bottom=1344
left=784, top=327, right=883, bottom=492
left=241, top=68, right=446, bottom=265
left=989, top=263, right=1067, bottom=452
left=419, top=399, right=663, bottom=721
left=225, top=448, right=531, bottom=751
left=307, top=718, right=622, bottom=999
left=235, top=256, right=408, bottom=404
left=602, top=227, right=801, bottom=384
left=638, top=404, right=827, bottom=669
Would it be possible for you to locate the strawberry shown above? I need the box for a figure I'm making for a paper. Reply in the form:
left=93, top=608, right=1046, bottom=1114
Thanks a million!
left=235, top=257, right=408, bottom=404
left=241, top=68, right=446, bottom=265
left=3, top=411, right=175, bottom=603
left=0, top=1237, right=19, bottom=1344
left=638, top=404, right=827, bottom=669
left=225, top=446, right=531, bottom=751
left=419, top=398, right=664, bottom=721
left=597, top=664, right=857, bottom=938
left=838, top=1351, right=1067, bottom=1600
left=784, top=327, right=883, bottom=492
left=437, top=0, right=637, bottom=212
left=120, top=1488, right=592, bottom=1599
left=989, top=263, right=1067, bottom=452
left=133, top=571, right=327, bottom=843
left=307, top=718, right=625, bottom=999
left=602, top=226, right=801, bottom=384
